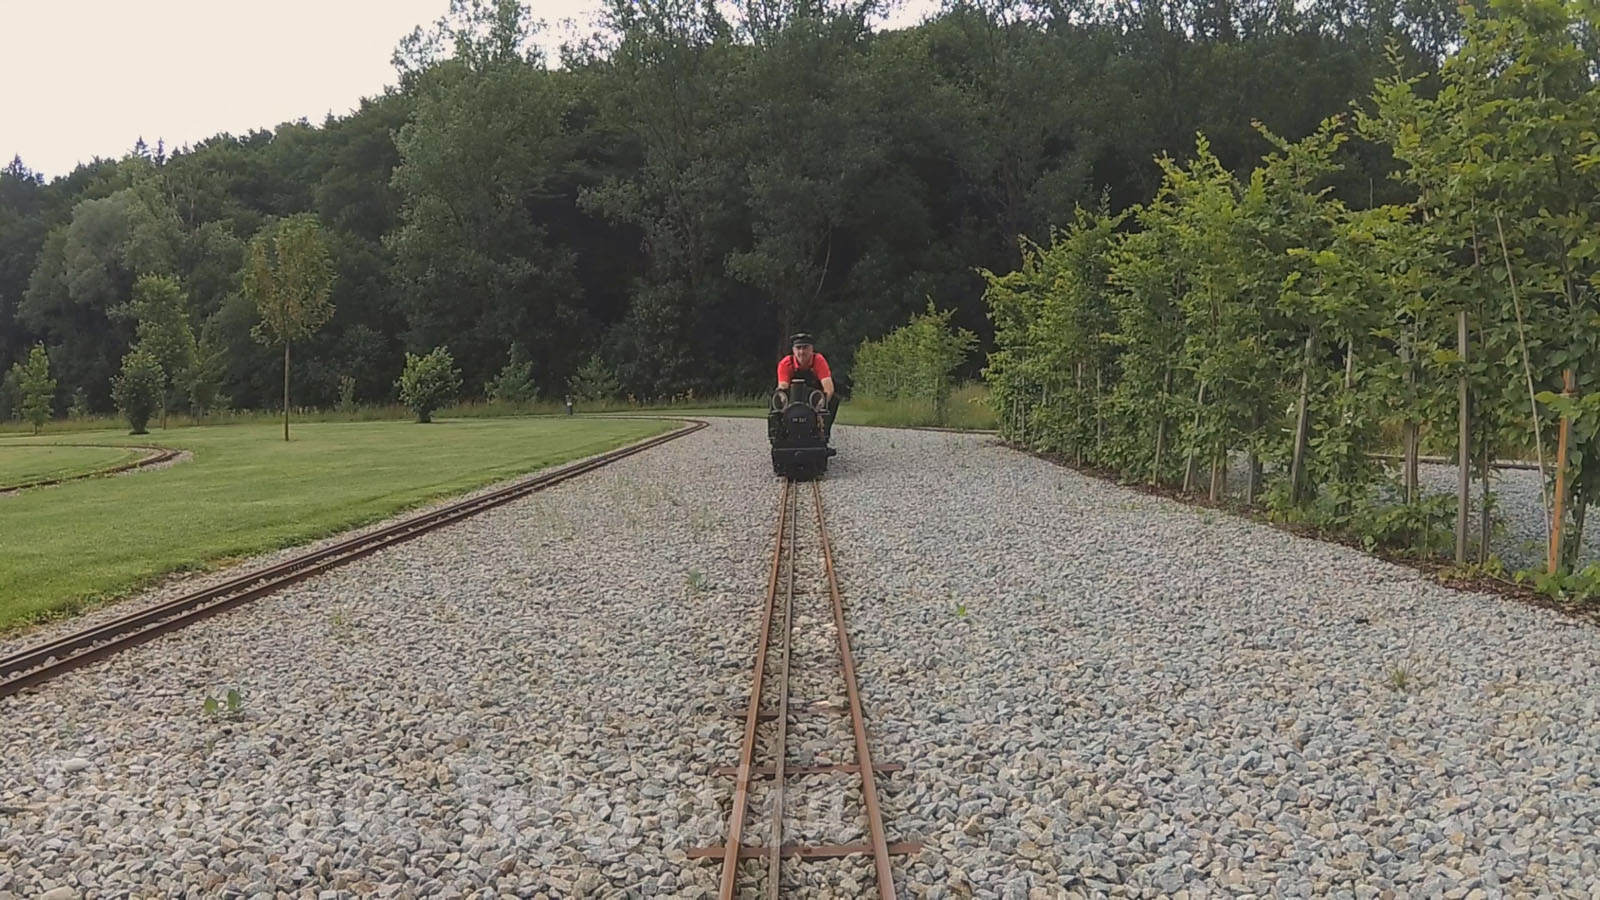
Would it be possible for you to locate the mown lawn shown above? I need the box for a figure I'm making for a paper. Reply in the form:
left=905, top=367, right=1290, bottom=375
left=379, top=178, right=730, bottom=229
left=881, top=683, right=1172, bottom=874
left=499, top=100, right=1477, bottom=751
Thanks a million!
left=0, top=417, right=673, bottom=629
left=0, top=445, right=146, bottom=489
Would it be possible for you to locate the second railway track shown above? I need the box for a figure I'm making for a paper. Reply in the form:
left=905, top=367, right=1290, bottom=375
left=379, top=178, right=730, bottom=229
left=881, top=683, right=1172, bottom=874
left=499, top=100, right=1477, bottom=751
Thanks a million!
left=0, top=419, right=707, bottom=700
left=690, top=477, right=919, bottom=898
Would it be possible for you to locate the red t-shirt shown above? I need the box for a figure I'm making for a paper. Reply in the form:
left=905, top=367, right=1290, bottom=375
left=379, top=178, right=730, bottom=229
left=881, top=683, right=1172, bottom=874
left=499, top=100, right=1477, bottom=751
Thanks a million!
left=778, top=352, right=831, bottom=383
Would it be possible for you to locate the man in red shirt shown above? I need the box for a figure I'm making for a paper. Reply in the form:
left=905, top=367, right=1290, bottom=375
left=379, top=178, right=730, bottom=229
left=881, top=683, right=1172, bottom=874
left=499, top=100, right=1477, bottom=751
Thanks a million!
left=777, top=332, right=839, bottom=440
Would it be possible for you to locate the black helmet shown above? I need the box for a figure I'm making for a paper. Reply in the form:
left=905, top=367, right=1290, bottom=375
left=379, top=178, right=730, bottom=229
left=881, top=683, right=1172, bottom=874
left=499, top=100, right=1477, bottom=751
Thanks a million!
left=789, top=332, right=815, bottom=347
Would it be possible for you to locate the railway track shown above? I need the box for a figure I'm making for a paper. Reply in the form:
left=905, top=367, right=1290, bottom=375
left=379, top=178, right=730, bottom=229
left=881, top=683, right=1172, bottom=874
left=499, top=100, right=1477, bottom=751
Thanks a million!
left=0, top=419, right=707, bottom=699
left=690, top=477, right=918, bottom=897
left=0, top=444, right=183, bottom=494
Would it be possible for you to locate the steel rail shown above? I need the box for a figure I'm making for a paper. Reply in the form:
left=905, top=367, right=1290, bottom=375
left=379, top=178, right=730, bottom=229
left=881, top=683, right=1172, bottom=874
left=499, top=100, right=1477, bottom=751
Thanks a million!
left=696, top=475, right=916, bottom=894
left=766, top=481, right=798, bottom=897
left=812, top=479, right=897, bottom=898
left=0, top=420, right=707, bottom=699
left=0, top=445, right=182, bottom=494
left=719, top=477, right=791, bottom=898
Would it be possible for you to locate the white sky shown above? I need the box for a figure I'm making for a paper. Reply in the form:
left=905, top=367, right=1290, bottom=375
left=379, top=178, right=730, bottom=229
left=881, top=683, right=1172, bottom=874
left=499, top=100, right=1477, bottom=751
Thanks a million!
left=0, top=0, right=941, bottom=182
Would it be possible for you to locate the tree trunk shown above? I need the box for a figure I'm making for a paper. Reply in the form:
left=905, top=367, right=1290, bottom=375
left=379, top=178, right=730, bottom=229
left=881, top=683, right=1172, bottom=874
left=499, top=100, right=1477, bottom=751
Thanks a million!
left=1094, top=366, right=1104, bottom=462
left=1568, top=497, right=1588, bottom=573
left=283, top=341, right=291, bottom=443
left=1401, top=341, right=1419, bottom=503
left=1209, top=444, right=1225, bottom=503
left=1075, top=362, right=1085, bottom=466
left=1456, top=310, right=1469, bottom=566
left=1152, top=367, right=1172, bottom=486
left=1289, top=326, right=1319, bottom=505
left=1183, top=380, right=1207, bottom=494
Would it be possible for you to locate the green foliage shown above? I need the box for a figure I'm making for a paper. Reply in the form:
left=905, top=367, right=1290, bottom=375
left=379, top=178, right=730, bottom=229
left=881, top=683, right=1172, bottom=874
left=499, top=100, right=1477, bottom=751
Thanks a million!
left=568, top=355, right=619, bottom=403
left=0, top=370, right=16, bottom=420
left=0, top=0, right=1441, bottom=416
left=485, top=345, right=536, bottom=404
left=983, top=0, right=1600, bottom=576
left=337, top=375, right=358, bottom=414
left=245, top=215, right=337, bottom=348
left=684, top=569, right=708, bottom=594
left=187, top=322, right=226, bottom=419
left=68, top=387, right=90, bottom=420
left=14, top=344, right=55, bottom=434
left=244, top=214, right=336, bottom=439
left=127, top=274, right=197, bottom=428
left=396, top=346, right=463, bottom=423
left=1519, top=562, right=1600, bottom=604
left=855, top=301, right=977, bottom=425
left=111, top=348, right=163, bottom=435
left=203, top=688, right=244, bottom=720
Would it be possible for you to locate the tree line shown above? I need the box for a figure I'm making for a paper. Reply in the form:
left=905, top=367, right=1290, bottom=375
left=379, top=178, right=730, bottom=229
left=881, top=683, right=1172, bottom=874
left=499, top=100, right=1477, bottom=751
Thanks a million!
left=981, top=0, right=1600, bottom=595
left=0, top=0, right=1458, bottom=422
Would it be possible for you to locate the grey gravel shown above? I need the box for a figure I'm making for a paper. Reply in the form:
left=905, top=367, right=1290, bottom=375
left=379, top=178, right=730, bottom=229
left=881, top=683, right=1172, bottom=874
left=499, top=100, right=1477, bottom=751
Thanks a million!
left=1, top=420, right=764, bottom=897
left=826, top=427, right=1600, bottom=898
left=2, top=417, right=1597, bottom=899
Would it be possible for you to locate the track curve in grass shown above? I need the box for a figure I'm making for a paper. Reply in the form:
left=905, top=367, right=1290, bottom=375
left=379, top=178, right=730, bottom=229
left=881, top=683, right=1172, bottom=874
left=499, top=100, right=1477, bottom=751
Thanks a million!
left=0, top=444, right=181, bottom=494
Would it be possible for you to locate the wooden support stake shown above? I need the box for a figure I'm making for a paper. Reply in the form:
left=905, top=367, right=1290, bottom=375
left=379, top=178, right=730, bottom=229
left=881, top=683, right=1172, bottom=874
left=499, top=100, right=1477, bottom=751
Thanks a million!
left=1184, top=381, right=1207, bottom=494
left=1456, top=310, right=1469, bottom=566
left=1549, top=368, right=1575, bottom=574
left=1400, top=338, right=1419, bottom=503
left=1289, top=327, right=1318, bottom=505
left=1152, top=368, right=1171, bottom=486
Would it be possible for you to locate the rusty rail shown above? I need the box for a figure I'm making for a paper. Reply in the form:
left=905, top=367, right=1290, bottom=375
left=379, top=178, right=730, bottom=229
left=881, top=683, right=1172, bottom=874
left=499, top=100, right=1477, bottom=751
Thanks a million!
left=0, top=445, right=182, bottom=494
left=0, top=420, right=707, bottom=699
left=692, top=475, right=915, bottom=896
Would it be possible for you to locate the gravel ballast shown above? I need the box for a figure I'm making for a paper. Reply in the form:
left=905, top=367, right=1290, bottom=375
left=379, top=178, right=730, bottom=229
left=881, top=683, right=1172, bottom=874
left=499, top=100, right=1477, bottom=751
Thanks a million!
left=825, top=429, right=1600, bottom=898
left=2, top=417, right=1597, bottom=898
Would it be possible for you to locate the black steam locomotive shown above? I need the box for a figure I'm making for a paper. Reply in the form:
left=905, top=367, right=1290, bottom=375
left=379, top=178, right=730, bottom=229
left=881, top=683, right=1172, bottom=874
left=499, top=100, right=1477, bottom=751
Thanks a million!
left=768, top=372, right=838, bottom=479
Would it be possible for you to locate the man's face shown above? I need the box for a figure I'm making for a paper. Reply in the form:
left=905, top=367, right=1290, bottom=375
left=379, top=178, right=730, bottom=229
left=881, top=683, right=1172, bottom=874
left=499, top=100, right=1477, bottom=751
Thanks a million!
left=793, top=344, right=814, bottom=366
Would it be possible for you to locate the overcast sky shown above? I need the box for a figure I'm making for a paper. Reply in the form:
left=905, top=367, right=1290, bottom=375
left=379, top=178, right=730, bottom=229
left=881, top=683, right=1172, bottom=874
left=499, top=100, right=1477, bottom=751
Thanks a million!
left=1, top=0, right=939, bottom=182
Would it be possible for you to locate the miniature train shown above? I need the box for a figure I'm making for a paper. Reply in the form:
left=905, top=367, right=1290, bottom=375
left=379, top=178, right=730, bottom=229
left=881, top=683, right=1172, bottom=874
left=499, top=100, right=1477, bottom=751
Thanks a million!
left=767, top=373, right=837, bottom=479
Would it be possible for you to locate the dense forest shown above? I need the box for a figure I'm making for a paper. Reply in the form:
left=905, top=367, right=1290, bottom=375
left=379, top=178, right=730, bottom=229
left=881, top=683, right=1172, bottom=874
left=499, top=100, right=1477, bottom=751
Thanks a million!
left=0, top=0, right=1462, bottom=416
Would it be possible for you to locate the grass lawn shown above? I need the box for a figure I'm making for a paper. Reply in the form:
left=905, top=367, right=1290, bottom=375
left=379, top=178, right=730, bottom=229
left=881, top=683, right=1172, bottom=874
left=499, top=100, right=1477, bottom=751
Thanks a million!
left=0, top=445, right=147, bottom=489
left=0, top=416, right=673, bottom=630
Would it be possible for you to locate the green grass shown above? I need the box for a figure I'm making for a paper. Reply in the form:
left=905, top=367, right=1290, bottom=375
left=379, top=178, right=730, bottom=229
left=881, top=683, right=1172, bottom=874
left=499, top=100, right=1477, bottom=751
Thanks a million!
left=1, top=383, right=998, bottom=437
left=839, top=383, right=997, bottom=430
left=0, top=416, right=673, bottom=630
left=0, top=445, right=146, bottom=489
left=0, top=392, right=764, bottom=436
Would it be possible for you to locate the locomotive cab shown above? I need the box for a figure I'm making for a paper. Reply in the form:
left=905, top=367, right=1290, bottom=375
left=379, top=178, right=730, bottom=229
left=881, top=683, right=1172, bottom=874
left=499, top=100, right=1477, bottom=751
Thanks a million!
left=768, top=373, right=836, bottom=480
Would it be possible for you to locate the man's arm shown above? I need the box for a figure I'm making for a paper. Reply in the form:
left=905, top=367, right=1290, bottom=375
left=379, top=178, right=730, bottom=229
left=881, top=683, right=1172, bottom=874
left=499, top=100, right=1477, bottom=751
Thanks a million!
left=821, top=376, right=834, bottom=398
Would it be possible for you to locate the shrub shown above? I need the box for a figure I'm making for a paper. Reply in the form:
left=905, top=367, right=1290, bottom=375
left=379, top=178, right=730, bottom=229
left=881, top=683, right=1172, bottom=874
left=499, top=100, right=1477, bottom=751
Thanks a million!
left=337, top=375, right=358, bottom=414
left=485, top=345, right=536, bottom=404
left=569, top=354, right=619, bottom=403
left=112, top=349, right=164, bottom=435
left=397, top=347, right=462, bottom=423
left=15, top=344, right=56, bottom=434
left=855, top=301, right=977, bottom=425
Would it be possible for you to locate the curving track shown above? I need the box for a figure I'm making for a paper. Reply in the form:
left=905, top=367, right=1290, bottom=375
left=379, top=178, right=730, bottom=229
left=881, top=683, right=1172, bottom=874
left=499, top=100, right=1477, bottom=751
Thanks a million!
left=0, top=444, right=182, bottom=494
